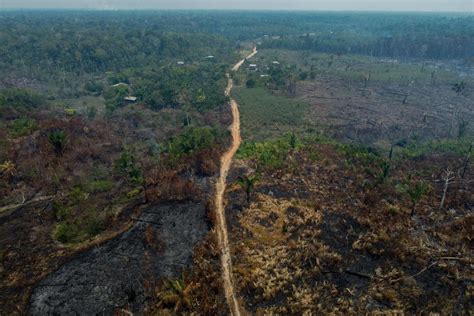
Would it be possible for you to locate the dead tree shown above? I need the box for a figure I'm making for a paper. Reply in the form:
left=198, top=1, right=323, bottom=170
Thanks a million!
left=363, top=71, right=371, bottom=89
left=461, top=143, right=472, bottom=180
left=431, top=70, right=436, bottom=85
left=402, top=91, right=409, bottom=104
left=439, top=168, right=455, bottom=210
left=447, top=105, right=460, bottom=138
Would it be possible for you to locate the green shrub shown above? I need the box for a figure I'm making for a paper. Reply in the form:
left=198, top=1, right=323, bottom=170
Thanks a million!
left=64, top=108, right=77, bottom=116
left=0, top=88, right=45, bottom=108
left=335, top=143, right=381, bottom=166
left=86, top=105, right=97, bottom=119
left=115, top=150, right=142, bottom=183
left=9, top=117, right=37, bottom=137
left=104, top=85, right=129, bottom=113
left=53, top=216, right=106, bottom=244
left=53, top=222, right=80, bottom=244
left=84, top=81, right=104, bottom=94
left=127, top=188, right=141, bottom=198
left=397, top=180, right=431, bottom=216
left=52, top=201, right=72, bottom=221
left=48, top=130, right=68, bottom=156
left=85, top=217, right=106, bottom=237
left=69, top=186, right=87, bottom=204
left=89, top=180, right=113, bottom=193
left=167, top=127, right=225, bottom=159
left=246, top=79, right=256, bottom=88
left=107, top=73, right=129, bottom=85
left=399, top=138, right=472, bottom=158
left=238, top=138, right=291, bottom=169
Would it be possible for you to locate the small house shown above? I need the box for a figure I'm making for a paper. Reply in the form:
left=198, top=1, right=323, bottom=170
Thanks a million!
left=249, top=64, right=257, bottom=70
left=124, top=96, right=138, bottom=103
left=112, top=82, right=128, bottom=87
left=177, top=61, right=185, bottom=66
left=272, top=61, right=280, bottom=65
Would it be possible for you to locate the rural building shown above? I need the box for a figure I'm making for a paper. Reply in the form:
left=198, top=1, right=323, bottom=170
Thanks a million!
left=249, top=64, right=257, bottom=70
left=112, top=82, right=128, bottom=87
left=124, top=96, right=137, bottom=103
left=177, top=61, right=185, bottom=65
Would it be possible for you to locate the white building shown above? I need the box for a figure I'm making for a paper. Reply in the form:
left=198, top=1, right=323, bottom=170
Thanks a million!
left=124, top=96, right=137, bottom=102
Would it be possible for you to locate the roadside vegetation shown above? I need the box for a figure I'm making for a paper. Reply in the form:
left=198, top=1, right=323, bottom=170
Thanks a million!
left=233, top=87, right=310, bottom=140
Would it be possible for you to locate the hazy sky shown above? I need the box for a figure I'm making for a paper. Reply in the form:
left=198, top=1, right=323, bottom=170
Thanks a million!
left=1, top=0, right=473, bottom=12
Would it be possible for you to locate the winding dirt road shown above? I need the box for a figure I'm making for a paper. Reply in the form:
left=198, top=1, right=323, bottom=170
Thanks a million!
left=215, top=47, right=257, bottom=316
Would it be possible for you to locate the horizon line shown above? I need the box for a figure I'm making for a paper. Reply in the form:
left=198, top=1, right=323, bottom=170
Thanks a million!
left=0, top=8, right=472, bottom=13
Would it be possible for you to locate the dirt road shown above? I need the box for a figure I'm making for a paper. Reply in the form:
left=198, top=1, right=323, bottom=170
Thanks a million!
left=215, top=47, right=257, bottom=316
left=231, top=47, right=258, bottom=72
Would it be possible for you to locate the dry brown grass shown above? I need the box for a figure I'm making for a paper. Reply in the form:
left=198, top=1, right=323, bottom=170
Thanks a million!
left=225, top=142, right=472, bottom=314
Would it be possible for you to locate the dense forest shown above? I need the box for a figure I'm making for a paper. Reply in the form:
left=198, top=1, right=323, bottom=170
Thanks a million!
left=1, top=11, right=473, bottom=77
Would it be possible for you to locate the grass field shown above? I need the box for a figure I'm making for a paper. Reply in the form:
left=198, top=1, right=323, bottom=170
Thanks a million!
left=233, top=87, right=311, bottom=141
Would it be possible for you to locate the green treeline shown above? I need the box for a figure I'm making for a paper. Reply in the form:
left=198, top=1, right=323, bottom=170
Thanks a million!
left=1, top=11, right=472, bottom=78
left=0, top=12, right=236, bottom=77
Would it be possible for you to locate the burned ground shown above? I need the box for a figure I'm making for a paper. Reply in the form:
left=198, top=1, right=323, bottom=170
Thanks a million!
left=299, top=77, right=474, bottom=145
left=28, top=202, right=209, bottom=315
left=227, top=143, right=473, bottom=314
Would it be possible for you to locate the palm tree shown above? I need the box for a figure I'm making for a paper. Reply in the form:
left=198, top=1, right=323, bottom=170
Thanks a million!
left=237, top=174, right=258, bottom=205
left=0, top=160, right=16, bottom=182
left=406, top=181, right=430, bottom=216
left=48, top=130, right=68, bottom=156
left=158, top=274, right=193, bottom=312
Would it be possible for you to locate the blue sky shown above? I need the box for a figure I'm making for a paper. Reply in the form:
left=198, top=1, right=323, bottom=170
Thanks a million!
left=1, top=0, right=473, bottom=12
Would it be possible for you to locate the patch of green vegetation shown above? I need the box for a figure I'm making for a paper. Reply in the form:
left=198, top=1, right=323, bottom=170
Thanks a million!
left=52, top=186, right=108, bottom=244
left=166, top=126, right=226, bottom=160
left=48, top=129, right=68, bottom=156
left=53, top=215, right=106, bottom=244
left=9, top=117, right=37, bottom=138
left=398, top=138, right=473, bottom=159
left=64, top=108, right=77, bottom=116
left=104, top=85, right=129, bottom=113
left=127, top=188, right=141, bottom=199
left=86, top=105, right=97, bottom=119
left=233, top=87, right=310, bottom=141
left=52, top=201, right=72, bottom=221
left=397, top=179, right=432, bottom=216
left=115, top=150, right=142, bottom=184
left=237, top=135, right=295, bottom=170
left=334, top=142, right=381, bottom=166
left=0, top=88, right=46, bottom=109
left=107, top=72, right=130, bottom=85
left=84, top=80, right=104, bottom=94
left=88, top=179, right=114, bottom=193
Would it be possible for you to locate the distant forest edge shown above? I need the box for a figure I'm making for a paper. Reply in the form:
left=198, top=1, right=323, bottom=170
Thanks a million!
left=0, top=13, right=236, bottom=75
left=0, top=11, right=473, bottom=75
